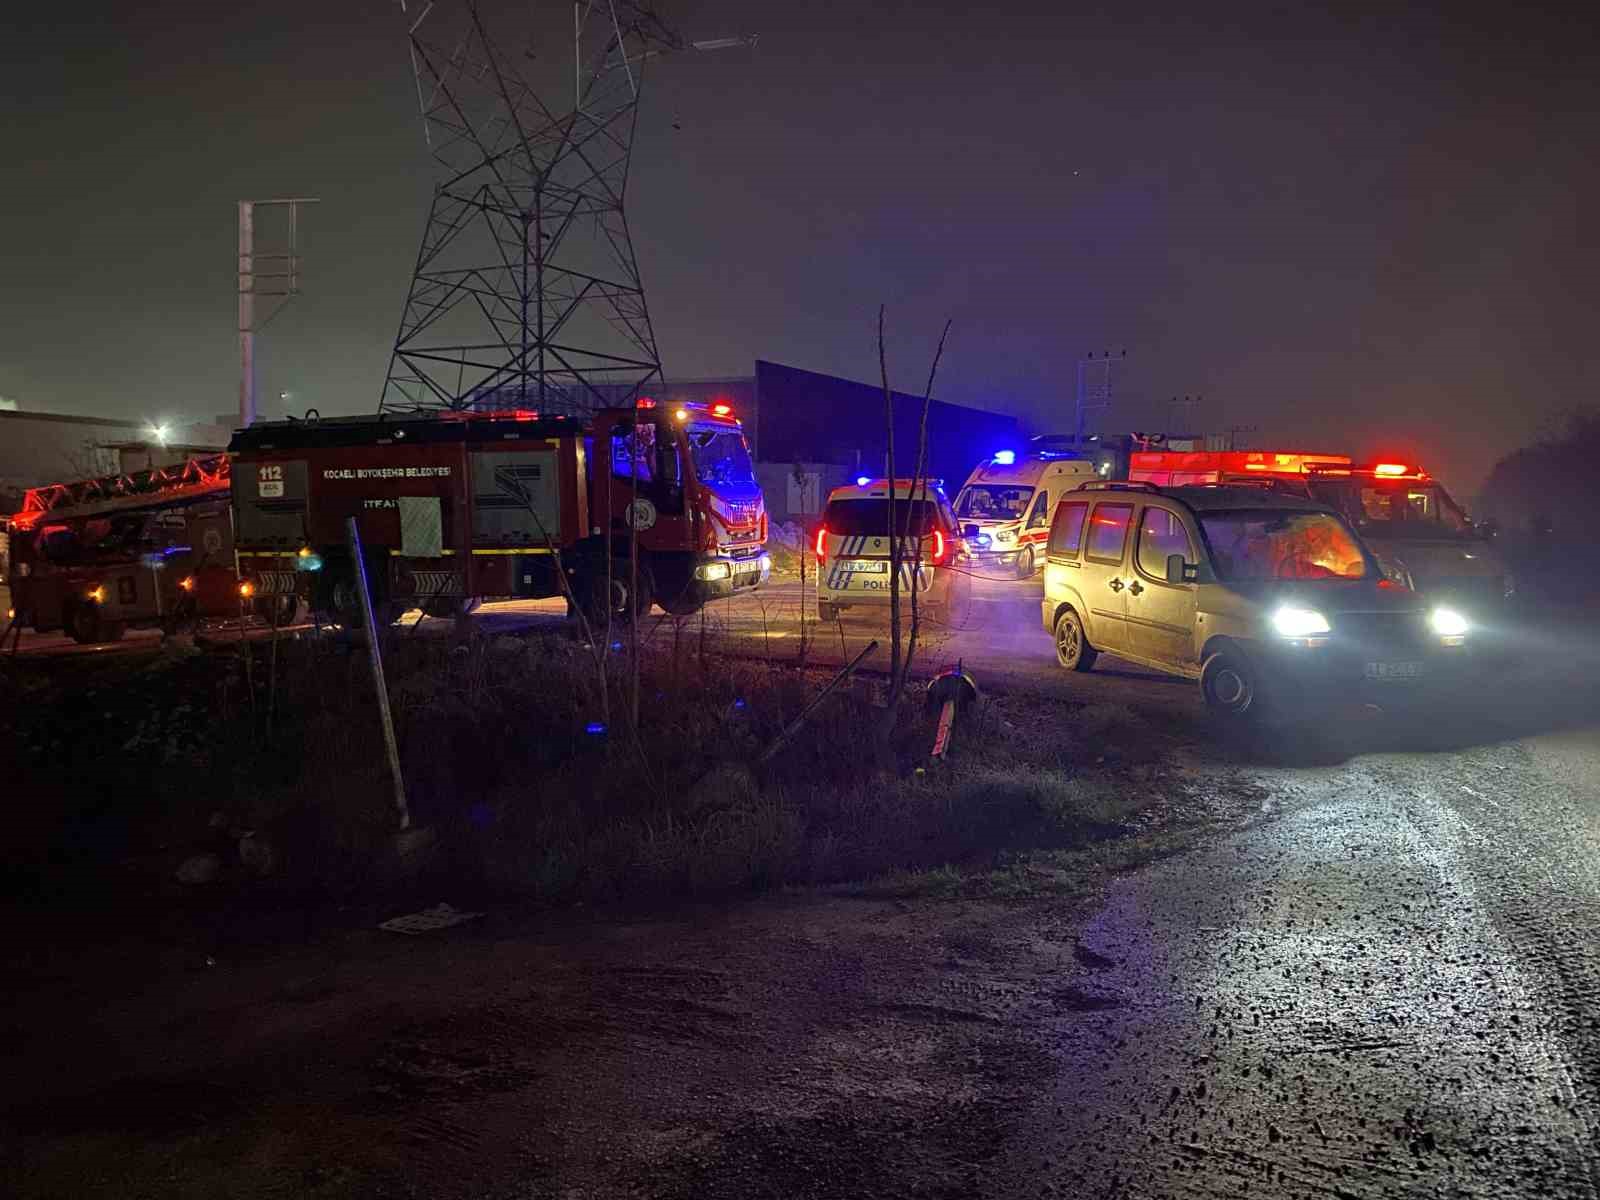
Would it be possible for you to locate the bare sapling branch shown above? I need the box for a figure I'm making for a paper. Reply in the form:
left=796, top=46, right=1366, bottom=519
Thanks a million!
left=879, top=305, right=902, bottom=715
left=899, top=318, right=952, bottom=692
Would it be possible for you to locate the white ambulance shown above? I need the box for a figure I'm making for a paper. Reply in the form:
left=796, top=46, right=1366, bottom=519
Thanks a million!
left=953, top=451, right=1100, bottom=579
left=813, top=478, right=963, bottom=623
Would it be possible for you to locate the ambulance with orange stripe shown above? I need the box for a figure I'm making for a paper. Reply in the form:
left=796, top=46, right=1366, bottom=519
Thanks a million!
left=952, top=450, right=1099, bottom=579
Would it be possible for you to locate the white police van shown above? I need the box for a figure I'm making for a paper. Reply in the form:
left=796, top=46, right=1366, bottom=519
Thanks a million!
left=813, top=478, right=964, bottom=623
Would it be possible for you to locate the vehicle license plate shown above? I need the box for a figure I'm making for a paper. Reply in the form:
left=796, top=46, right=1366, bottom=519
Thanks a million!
left=845, top=559, right=888, bottom=573
left=1364, top=661, right=1422, bottom=680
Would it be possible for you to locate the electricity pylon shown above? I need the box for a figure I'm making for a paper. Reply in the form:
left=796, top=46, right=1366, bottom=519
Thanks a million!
left=381, top=1, right=752, bottom=414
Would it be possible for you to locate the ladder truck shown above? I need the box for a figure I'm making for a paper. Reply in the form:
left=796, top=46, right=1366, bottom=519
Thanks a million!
left=4, top=453, right=248, bottom=645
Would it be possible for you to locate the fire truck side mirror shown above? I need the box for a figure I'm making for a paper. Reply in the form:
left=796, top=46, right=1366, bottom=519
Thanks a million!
left=1166, top=554, right=1196, bottom=585
left=961, top=523, right=980, bottom=539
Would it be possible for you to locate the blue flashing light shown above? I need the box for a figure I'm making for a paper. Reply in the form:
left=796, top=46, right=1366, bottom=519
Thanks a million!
left=733, top=698, right=748, bottom=711
left=585, top=721, right=607, bottom=736
left=993, top=450, right=1016, bottom=466
left=610, top=640, right=623, bottom=652
left=856, top=476, right=871, bottom=486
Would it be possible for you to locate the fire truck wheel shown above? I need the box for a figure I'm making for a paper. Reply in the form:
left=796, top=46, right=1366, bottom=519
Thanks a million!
left=66, top=602, right=103, bottom=645
left=1015, top=545, right=1036, bottom=579
left=254, top=595, right=300, bottom=626
left=577, top=559, right=653, bottom=628
left=421, top=597, right=474, bottom=619
left=1053, top=609, right=1097, bottom=672
left=660, top=594, right=702, bottom=617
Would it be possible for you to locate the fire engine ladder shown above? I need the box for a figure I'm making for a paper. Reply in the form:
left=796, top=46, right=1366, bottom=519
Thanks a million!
left=9, top=453, right=232, bottom=530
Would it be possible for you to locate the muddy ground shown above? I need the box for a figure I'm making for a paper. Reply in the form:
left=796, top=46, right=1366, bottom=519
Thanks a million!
left=5, top=618, right=1600, bottom=1197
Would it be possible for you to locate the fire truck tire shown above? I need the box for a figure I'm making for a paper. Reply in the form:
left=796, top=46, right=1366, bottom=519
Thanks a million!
left=322, top=578, right=402, bottom=629
left=254, top=595, right=300, bottom=626
left=421, top=597, right=475, bottom=619
left=66, top=602, right=102, bottom=645
left=577, top=559, right=653, bottom=628
left=660, top=593, right=702, bottom=617
left=1015, top=546, right=1036, bottom=579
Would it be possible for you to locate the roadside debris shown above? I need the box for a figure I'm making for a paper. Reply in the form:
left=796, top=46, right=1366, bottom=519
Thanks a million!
left=925, top=663, right=979, bottom=764
left=378, top=903, right=484, bottom=935
left=175, top=852, right=223, bottom=885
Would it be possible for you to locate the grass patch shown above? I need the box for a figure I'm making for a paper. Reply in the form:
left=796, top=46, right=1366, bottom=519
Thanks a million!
left=0, top=622, right=1212, bottom=909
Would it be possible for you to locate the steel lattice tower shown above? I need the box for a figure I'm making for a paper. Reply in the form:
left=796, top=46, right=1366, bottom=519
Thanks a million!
left=382, top=1, right=743, bottom=415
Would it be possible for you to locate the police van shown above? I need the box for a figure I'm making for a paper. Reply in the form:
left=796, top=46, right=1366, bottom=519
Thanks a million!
left=814, top=478, right=965, bottom=623
left=953, top=450, right=1100, bottom=579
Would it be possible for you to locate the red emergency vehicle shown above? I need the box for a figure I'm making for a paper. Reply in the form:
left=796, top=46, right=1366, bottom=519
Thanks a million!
left=1127, top=449, right=1351, bottom=487
left=227, top=401, right=769, bottom=624
left=4, top=453, right=242, bottom=644
left=1304, top=461, right=1513, bottom=612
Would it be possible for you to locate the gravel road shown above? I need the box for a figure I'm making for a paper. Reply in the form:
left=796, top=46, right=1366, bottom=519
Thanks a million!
left=5, top=584, right=1599, bottom=1198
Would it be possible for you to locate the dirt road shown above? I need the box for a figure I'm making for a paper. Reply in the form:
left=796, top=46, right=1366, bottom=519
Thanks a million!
left=7, top=677, right=1600, bottom=1197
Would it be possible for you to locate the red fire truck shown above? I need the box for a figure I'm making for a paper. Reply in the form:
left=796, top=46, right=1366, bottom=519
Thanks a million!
left=3, top=453, right=243, bottom=644
left=1127, top=449, right=1352, bottom=487
left=227, top=401, right=769, bottom=625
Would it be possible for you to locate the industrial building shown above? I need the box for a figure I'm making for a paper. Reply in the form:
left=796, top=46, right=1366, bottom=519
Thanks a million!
left=0, top=411, right=231, bottom=592
left=0, top=409, right=231, bottom=501
left=614, top=360, right=1023, bottom=524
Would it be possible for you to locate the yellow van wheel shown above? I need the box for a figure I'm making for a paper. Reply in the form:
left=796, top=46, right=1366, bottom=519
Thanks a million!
left=1054, top=609, right=1097, bottom=672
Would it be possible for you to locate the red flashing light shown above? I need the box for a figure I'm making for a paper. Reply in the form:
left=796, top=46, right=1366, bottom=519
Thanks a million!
left=1373, top=462, right=1410, bottom=477
left=759, top=510, right=769, bottom=543
left=930, top=528, right=947, bottom=565
left=711, top=402, right=734, bottom=418
left=512, top=409, right=539, bottom=422
left=636, top=397, right=656, bottom=409
left=814, top=526, right=828, bottom=562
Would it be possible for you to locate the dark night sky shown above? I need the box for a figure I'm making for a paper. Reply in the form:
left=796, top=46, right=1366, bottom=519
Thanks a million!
left=2, top=1, right=1595, bottom=494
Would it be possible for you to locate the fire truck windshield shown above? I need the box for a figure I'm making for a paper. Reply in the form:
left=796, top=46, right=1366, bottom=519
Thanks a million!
left=955, top=485, right=1032, bottom=520
left=1309, top=479, right=1473, bottom=537
left=688, top=429, right=756, bottom=488
left=1199, top=510, right=1371, bottom=581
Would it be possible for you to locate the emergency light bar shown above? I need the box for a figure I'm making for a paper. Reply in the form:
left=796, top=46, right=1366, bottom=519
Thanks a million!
left=663, top=400, right=739, bottom=422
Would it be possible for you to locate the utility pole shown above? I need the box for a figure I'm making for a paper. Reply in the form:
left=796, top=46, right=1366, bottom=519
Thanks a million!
left=238, top=198, right=318, bottom=428
left=1074, top=349, right=1126, bottom=449
left=1167, top=394, right=1202, bottom=438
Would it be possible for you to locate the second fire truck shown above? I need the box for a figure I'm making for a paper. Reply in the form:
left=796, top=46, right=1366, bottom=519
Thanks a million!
left=228, top=400, right=770, bottom=625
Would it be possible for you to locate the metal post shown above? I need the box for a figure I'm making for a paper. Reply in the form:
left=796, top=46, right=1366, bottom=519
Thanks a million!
left=346, top=516, right=410, bottom=830
left=756, top=639, right=879, bottom=765
left=238, top=201, right=256, bottom=428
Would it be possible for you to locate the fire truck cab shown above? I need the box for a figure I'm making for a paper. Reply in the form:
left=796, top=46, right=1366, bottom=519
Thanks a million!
left=953, top=450, right=1100, bottom=579
left=1304, top=461, right=1513, bottom=617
